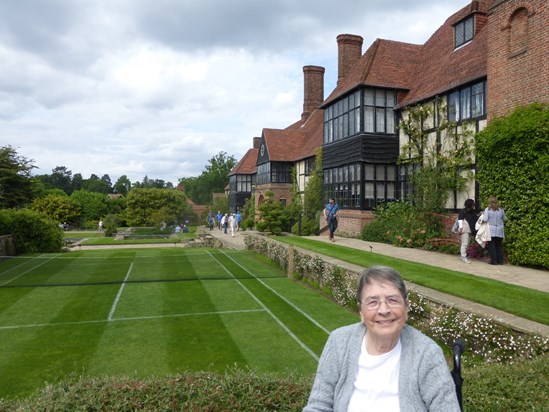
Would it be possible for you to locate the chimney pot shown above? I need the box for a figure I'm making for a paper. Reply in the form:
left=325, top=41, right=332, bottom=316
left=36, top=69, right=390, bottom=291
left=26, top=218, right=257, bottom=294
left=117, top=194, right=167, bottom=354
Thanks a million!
left=302, top=65, right=325, bottom=121
left=253, top=137, right=261, bottom=149
left=336, top=34, right=363, bottom=84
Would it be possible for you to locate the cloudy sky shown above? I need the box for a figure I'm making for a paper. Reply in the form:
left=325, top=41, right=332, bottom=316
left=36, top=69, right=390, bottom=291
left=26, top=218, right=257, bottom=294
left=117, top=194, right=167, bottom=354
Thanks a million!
left=1, top=0, right=471, bottom=186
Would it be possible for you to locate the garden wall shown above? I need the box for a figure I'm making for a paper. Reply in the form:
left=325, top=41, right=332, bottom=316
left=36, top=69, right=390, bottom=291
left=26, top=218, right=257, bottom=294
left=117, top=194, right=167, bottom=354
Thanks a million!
left=0, top=235, right=16, bottom=256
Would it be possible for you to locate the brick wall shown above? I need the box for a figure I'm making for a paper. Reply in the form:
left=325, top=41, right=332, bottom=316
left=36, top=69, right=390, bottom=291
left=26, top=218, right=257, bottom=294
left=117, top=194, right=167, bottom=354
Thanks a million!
left=487, top=0, right=549, bottom=120
left=337, top=34, right=363, bottom=84
left=302, top=65, right=325, bottom=121
left=320, top=209, right=375, bottom=237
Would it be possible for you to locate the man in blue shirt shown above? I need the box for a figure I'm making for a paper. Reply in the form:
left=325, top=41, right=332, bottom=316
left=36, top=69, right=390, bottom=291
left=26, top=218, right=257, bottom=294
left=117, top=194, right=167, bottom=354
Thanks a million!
left=216, top=211, right=223, bottom=230
left=235, top=211, right=242, bottom=231
left=323, top=197, right=340, bottom=242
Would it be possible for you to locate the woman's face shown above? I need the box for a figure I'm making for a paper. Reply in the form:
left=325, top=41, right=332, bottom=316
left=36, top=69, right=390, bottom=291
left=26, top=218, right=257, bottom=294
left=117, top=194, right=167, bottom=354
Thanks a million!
left=359, top=279, right=408, bottom=342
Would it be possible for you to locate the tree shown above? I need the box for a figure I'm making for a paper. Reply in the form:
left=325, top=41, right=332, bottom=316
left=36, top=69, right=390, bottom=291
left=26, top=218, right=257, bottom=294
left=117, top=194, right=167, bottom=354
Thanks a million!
left=125, top=188, right=187, bottom=226
left=179, top=151, right=236, bottom=204
left=71, top=173, right=84, bottom=192
left=30, top=194, right=80, bottom=225
left=50, top=166, right=73, bottom=194
left=70, top=190, right=110, bottom=226
left=82, top=174, right=111, bottom=194
left=0, top=145, right=37, bottom=209
left=113, top=175, right=132, bottom=195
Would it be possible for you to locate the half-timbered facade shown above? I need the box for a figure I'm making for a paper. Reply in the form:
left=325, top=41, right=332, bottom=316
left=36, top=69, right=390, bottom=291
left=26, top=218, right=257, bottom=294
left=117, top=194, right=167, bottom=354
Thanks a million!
left=229, top=0, right=548, bottom=234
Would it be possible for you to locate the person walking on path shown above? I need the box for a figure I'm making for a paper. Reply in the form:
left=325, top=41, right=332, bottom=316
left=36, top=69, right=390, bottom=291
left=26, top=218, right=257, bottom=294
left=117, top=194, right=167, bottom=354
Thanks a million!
left=482, top=196, right=507, bottom=265
left=457, top=199, right=478, bottom=264
left=216, top=211, right=223, bottom=230
left=221, top=213, right=229, bottom=234
left=323, top=197, right=340, bottom=242
left=229, top=213, right=236, bottom=237
left=235, top=211, right=242, bottom=231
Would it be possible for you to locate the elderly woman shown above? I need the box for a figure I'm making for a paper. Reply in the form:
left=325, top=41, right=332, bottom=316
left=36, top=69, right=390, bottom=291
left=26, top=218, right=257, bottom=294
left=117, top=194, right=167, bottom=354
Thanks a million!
left=303, top=266, right=460, bottom=412
left=482, top=196, right=507, bottom=265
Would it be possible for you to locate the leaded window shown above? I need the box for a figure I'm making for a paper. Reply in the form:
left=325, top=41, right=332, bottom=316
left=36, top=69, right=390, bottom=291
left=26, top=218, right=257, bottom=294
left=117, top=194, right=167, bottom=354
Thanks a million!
left=455, top=16, right=474, bottom=48
left=448, top=81, right=486, bottom=122
left=364, top=89, right=395, bottom=134
left=324, top=91, right=361, bottom=143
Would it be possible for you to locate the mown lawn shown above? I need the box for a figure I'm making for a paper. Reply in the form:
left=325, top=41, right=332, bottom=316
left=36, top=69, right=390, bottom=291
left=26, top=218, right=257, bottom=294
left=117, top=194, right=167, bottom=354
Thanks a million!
left=275, top=236, right=549, bottom=325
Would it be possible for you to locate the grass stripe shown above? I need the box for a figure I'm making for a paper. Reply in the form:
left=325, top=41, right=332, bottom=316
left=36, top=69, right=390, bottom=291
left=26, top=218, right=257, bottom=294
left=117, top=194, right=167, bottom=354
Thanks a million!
left=108, top=262, right=134, bottom=321
left=207, top=250, right=319, bottom=362
left=221, top=250, right=331, bottom=335
left=0, top=254, right=59, bottom=286
left=0, top=309, right=266, bottom=331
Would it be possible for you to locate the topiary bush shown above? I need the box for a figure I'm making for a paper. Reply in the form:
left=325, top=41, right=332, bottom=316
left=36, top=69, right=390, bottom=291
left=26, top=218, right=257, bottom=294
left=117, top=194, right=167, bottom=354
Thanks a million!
left=476, top=103, right=549, bottom=269
left=0, top=209, right=63, bottom=254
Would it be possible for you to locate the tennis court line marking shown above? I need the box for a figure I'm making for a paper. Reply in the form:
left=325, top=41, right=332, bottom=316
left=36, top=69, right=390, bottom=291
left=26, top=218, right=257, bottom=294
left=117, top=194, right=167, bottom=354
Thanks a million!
left=207, top=251, right=319, bottom=362
left=0, top=254, right=60, bottom=287
left=0, top=255, right=44, bottom=275
left=107, top=262, right=133, bottom=321
left=0, top=309, right=265, bottom=331
left=221, top=250, right=331, bottom=335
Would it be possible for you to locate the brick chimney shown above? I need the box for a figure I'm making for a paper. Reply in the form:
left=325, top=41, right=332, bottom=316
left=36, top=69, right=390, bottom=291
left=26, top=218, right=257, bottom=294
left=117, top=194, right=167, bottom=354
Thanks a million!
left=302, top=65, right=325, bottom=121
left=253, top=137, right=261, bottom=149
left=337, top=34, right=363, bottom=84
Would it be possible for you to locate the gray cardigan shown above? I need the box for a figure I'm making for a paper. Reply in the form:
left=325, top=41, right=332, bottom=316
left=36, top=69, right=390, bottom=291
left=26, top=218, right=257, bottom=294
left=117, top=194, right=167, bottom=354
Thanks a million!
left=303, top=323, right=460, bottom=412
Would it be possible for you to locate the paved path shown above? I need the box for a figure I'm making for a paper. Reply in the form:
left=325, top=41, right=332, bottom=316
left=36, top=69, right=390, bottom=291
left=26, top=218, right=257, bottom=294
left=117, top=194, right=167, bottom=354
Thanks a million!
left=204, top=228, right=549, bottom=338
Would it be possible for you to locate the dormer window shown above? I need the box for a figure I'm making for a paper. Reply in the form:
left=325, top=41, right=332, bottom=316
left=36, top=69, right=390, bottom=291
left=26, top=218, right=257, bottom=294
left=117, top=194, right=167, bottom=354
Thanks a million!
left=454, top=15, right=474, bottom=48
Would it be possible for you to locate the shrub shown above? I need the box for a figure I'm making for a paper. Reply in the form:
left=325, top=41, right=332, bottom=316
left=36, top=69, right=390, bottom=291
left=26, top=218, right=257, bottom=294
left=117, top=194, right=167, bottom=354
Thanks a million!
left=361, top=201, right=446, bottom=249
left=1, top=358, right=548, bottom=411
left=0, top=209, right=63, bottom=254
left=476, top=103, right=549, bottom=269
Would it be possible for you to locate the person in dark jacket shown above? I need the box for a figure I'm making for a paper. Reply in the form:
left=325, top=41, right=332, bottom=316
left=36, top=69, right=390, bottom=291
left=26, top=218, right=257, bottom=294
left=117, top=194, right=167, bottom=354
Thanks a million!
left=457, top=199, right=478, bottom=264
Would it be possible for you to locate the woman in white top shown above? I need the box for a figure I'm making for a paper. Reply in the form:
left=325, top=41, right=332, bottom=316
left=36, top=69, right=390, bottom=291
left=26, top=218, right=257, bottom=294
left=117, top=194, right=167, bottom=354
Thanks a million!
left=303, top=266, right=460, bottom=412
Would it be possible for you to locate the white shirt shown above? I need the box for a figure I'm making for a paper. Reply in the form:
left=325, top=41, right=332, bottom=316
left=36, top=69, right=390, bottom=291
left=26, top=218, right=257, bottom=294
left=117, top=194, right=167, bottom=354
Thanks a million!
left=347, top=338, right=402, bottom=412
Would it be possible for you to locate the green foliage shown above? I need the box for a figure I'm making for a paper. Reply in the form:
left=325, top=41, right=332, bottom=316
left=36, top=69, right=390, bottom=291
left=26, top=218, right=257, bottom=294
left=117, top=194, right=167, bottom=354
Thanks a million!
left=2, top=356, right=548, bottom=412
left=132, top=175, right=174, bottom=189
left=476, top=103, right=549, bottom=268
left=361, top=201, right=444, bottom=248
left=30, top=194, right=81, bottom=225
left=125, top=188, right=187, bottom=226
left=179, top=152, right=236, bottom=204
left=81, top=173, right=112, bottom=194
left=256, top=191, right=288, bottom=234
left=399, top=102, right=475, bottom=212
left=240, top=195, right=255, bottom=230
left=0, top=209, right=63, bottom=254
left=113, top=174, right=132, bottom=195
left=70, top=190, right=110, bottom=226
left=0, top=371, right=311, bottom=412
left=0, top=145, right=38, bottom=208
left=211, top=195, right=229, bottom=216
left=302, top=148, right=323, bottom=234
left=103, top=214, right=118, bottom=237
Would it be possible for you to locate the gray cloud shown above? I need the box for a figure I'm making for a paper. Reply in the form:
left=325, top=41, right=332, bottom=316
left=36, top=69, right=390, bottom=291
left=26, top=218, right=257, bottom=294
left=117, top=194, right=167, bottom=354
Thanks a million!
left=0, top=0, right=471, bottom=185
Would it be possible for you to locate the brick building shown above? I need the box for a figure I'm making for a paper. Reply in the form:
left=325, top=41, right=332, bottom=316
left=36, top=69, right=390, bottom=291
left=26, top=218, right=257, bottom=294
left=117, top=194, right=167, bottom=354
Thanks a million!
left=229, top=0, right=548, bottom=234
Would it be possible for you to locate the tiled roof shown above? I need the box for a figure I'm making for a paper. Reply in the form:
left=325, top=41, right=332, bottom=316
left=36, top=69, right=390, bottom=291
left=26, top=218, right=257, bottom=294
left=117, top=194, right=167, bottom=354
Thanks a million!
left=229, top=147, right=259, bottom=175
left=324, top=1, right=493, bottom=108
left=399, top=3, right=491, bottom=107
left=261, top=108, right=324, bottom=164
left=324, top=39, right=422, bottom=105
